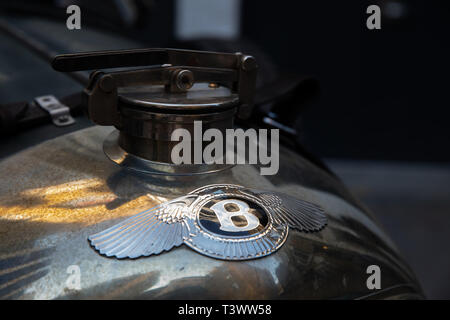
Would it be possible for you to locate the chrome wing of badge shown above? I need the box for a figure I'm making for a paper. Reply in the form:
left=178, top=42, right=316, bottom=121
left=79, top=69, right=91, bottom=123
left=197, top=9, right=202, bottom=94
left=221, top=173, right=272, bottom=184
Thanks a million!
left=88, top=184, right=327, bottom=260
left=88, top=196, right=196, bottom=259
left=250, top=191, right=327, bottom=232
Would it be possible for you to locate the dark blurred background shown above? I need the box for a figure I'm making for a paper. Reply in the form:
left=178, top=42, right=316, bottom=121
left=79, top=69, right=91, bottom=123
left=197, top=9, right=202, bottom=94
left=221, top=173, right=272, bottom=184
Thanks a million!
left=0, top=0, right=449, bottom=298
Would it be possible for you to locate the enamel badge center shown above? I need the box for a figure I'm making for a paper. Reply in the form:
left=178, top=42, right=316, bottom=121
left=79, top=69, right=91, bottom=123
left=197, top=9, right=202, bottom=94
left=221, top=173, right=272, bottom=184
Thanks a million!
left=89, top=184, right=327, bottom=260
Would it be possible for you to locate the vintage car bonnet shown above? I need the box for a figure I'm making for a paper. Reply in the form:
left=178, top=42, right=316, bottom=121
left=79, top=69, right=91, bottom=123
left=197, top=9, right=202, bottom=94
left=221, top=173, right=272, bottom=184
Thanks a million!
left=0, top=48, right=423, bottom=299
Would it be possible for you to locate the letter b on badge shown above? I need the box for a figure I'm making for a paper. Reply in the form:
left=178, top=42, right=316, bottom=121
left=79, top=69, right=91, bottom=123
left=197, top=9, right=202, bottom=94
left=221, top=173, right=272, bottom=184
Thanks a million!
left=211, top=199, right=259, bottom=232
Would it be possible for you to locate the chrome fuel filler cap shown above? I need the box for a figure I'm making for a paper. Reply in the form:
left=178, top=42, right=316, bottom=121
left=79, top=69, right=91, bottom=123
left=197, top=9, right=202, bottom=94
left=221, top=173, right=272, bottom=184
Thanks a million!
left=52, top=48, right=257, bottom=175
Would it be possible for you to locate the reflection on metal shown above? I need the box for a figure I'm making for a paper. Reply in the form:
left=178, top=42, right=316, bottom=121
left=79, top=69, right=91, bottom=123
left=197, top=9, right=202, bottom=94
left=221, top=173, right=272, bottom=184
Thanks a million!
left=103, top=130, right=235, bottom=176
left=0, top=126, right=424, bottom=299
left=0, top=247, right=55, bottom=299
left=89, top=184, right=327, bottom=260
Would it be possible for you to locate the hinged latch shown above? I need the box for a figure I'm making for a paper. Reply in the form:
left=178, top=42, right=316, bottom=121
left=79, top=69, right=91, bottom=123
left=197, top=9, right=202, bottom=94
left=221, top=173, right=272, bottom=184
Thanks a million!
left=34, top=95, right=75, bottom=127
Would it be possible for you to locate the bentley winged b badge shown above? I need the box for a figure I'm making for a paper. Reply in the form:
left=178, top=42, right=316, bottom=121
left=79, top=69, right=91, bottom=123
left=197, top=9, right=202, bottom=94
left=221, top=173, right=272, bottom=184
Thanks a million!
left=89, top=184, right=327, bottom=260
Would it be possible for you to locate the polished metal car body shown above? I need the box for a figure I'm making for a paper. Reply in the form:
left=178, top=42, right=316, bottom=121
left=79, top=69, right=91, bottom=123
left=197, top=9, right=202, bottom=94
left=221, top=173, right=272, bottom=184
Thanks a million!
left=0, top=125, right=423, bottom=299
